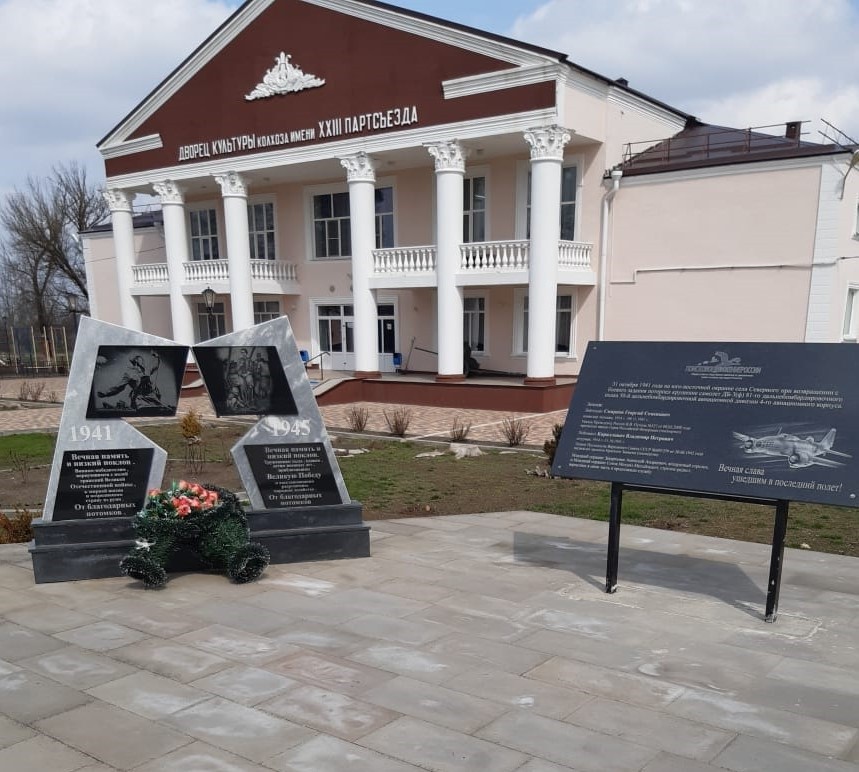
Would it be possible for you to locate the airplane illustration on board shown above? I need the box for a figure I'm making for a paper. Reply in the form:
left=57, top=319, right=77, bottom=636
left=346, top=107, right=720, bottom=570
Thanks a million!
left=732, top=428, right=851, bottom=469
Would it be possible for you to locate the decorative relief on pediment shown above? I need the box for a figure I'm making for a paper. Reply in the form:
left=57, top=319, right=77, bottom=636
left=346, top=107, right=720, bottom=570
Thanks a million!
left=245, top=52, right=325, bottom=101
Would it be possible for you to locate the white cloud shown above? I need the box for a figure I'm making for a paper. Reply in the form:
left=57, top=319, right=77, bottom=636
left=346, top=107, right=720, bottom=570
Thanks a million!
left=511, top=0, right=859, bottom=142
left=0, top=0, right=239, bottom=196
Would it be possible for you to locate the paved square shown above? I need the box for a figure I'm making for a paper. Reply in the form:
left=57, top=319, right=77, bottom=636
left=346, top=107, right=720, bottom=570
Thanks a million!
left=2, top=511, right=858, bottom=770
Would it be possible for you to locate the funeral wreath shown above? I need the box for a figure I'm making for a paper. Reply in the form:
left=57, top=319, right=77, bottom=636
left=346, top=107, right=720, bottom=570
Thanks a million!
left=120, top=480, right=269, bottom=588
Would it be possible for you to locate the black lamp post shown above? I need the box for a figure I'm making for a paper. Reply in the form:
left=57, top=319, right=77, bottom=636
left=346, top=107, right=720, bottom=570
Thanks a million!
left=201, top=286, right=216, bottom=339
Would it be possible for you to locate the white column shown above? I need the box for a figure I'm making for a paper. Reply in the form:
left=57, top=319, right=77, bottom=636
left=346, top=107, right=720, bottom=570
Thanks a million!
left=152, top=180, right=195, bottom=346
left=103, top=188, right=142, bottom=330
left=340, top=152, right=379, bottom=377
left=426, top=140, right=465, bottom=380
left=214, top=171, right=254, bottom=331
left=524, top=126, right=570, bottom=383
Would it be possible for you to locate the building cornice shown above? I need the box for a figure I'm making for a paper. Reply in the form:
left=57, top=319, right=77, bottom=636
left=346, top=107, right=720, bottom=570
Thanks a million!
left=100, top=134, right=164, bottom=160
left=607, top=87, right=687, bottom=131
left=616, top=154, right=838, bottom=186
left=442, top=63, right=562, bottom=100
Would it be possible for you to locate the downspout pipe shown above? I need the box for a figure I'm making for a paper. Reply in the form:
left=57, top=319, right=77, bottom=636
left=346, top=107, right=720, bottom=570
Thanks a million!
left=598, top=169, right=622, bottom=340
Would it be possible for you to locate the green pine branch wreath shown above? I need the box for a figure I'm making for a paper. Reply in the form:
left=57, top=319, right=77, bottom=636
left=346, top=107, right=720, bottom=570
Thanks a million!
left=120, top=481, right=269, bottom=589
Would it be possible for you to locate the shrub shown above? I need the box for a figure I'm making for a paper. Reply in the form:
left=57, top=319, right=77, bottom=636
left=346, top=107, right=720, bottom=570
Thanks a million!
left=384, top=406, right=412, bottom=437
left=180, top=409, right=204, bottom=440
left=449, top=417, right=472, bottom=442
left=543, top=423, right=565, bottom=466
left=347, top=405, right=370, bottom=432
left=500, top=415, right=530, bottom=446
left=0, top=509, right=34, bottom=544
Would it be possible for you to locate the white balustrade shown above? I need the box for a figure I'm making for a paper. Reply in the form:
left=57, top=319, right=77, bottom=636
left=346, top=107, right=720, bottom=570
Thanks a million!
left=131, top=262, right=169, bottom=285
left=460, top=240, right=529, bottom=272
left=558, top=240, right=592, bottom=269
left=184, top=259, right=230, bottom=283
left=250, top=260, right=298, bottom=281
left=372, top=246, right=437, bottom=274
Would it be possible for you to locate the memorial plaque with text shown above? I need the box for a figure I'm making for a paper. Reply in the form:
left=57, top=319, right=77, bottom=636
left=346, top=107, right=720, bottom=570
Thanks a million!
left=52, top=448, right=154, bottom=521
left=243, top=443, right=341, bottom=508
left=553, top=342, right=859, bottom=507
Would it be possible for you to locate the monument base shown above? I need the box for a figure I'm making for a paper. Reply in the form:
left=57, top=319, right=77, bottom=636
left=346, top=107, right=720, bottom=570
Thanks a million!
left=29, top=502, right=370, bottom=584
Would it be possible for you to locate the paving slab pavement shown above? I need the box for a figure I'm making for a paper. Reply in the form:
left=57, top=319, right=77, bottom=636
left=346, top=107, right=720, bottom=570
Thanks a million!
left=1, top=512, right=858, bottom=770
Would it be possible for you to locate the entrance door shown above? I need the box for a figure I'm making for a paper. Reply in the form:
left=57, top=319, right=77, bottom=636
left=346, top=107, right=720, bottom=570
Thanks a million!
left=317, top=303, right=354, bottom=370
left=377, top=302, right=397, bottom=373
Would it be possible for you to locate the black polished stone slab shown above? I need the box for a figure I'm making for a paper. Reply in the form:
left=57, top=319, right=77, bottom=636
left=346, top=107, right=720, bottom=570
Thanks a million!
left=243, top=443, right=342, bottom=508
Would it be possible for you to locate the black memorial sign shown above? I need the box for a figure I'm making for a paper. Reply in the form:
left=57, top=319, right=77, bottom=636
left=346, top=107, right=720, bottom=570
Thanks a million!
left=243, top=443, right=344, bottom=508
left=553, top=342, right=859, bottom=507
left=53, top=448, right=154, bottom=521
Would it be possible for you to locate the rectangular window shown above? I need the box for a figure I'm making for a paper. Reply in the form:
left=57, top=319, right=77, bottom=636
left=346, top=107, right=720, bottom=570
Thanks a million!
left=189, top=209, right=219, bottom=261
left=526, top=165, right=577, bottom=240
left=313, top=192, right=351, bottom=258
left=463, top=176, right=486, bottom=243
left=253, top=300, right=280, bottom=325
left=196, top=301, right=226, bottom=340
left=463, top=296, right=486, bottom=353
left=248, top=202, right=276, bottom=260
left=375, top=187, right=394, bottom=249
left=520, top=293, right=575, bottom=356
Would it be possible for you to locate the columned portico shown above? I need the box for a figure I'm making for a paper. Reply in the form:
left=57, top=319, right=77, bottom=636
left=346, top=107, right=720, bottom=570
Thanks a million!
left=524, top=126, right=571, bottom=384
left=103, top=189, right=143, bottom=331
left=427, top=140, right=466, bottom=381
left=214, top=171, right=254, bottom=331
left=341, top=152, right=380, bottom=378
left=152, top=180, right=195, bottom=346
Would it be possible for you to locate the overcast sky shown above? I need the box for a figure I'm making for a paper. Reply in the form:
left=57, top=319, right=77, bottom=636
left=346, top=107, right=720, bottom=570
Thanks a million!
left=1, top=0, right=857, bottom=200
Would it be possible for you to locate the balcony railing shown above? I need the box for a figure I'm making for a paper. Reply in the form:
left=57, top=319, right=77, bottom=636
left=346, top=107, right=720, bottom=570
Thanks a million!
left=461, top=240, right=529, bottom=271
left=372, top=240, right=593, bottom=280
left=132, top=260, right=298, bottom=287
left=184, top=260, right=230, bottom=283
left=132, top=262, right=169, bottom=285
left=250, top=259, right=298, bottom=281
left=558, top=240, right=592, bottom=269
left=373, top=245, right=436, bottom=274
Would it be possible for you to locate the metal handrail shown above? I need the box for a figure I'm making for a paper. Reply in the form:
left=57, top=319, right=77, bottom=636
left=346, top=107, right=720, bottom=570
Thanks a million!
left=303, top=350, right=329, bottom=381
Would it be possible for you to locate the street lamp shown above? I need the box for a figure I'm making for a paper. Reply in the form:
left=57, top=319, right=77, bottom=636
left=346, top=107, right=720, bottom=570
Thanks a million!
left=201, top=286, right=216, bottom=339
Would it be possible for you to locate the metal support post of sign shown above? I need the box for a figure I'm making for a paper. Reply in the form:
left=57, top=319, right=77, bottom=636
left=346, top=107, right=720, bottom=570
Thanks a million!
left=765, top=500, right=790, bottom=623
left=603, top=483, right=789, bottom=622
left=606, top=481, right=623, bottom=593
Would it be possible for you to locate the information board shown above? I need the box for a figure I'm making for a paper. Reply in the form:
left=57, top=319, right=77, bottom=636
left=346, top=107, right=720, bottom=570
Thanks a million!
left=552, top=342, right=859, bottom=507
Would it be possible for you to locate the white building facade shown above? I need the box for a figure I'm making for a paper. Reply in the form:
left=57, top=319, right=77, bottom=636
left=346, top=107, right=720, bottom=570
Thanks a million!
left=87, top=0, right=859, bottom=384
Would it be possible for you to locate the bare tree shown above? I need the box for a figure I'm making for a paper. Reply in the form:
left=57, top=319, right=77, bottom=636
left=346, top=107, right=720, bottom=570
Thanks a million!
left=0, top=163, right=108, bottom=315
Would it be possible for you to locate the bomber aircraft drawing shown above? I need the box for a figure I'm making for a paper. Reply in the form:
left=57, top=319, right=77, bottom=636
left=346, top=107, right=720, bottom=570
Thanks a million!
left=732, top=428, right=851, bottom=469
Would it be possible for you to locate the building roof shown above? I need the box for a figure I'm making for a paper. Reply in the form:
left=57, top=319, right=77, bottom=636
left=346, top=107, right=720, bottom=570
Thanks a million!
left=619, top=120, right=853, bottom=176
left=82, top=210, right=162, bottom=235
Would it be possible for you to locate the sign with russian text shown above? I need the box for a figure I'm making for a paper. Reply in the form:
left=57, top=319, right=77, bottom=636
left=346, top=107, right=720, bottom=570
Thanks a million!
left=552, top=342, right=859, bottom=507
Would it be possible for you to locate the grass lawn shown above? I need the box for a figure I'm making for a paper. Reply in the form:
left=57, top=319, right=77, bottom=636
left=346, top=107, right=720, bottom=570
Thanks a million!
left=1, top=423, right=856, bottom=557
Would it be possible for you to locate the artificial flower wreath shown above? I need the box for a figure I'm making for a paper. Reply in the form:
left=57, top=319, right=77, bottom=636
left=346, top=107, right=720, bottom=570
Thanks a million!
left=120, top=481, right=269, bottom=589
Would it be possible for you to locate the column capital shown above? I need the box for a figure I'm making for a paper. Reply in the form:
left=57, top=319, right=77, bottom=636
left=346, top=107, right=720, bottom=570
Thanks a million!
left=524, top=125, right=572, bottom=161
left=340, top=152, right=376, bottom=183
left=214, top=171, right=248, bottom=198
left=103, top=188, right=132, bottom=213
left=425, top=140, right=465, bottom=173
left=152, top=179, right=185, bottom=205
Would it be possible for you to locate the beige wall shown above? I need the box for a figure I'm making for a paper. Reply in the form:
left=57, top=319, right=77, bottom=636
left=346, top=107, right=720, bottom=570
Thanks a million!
left=606, top=164, right=825, bottom=342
